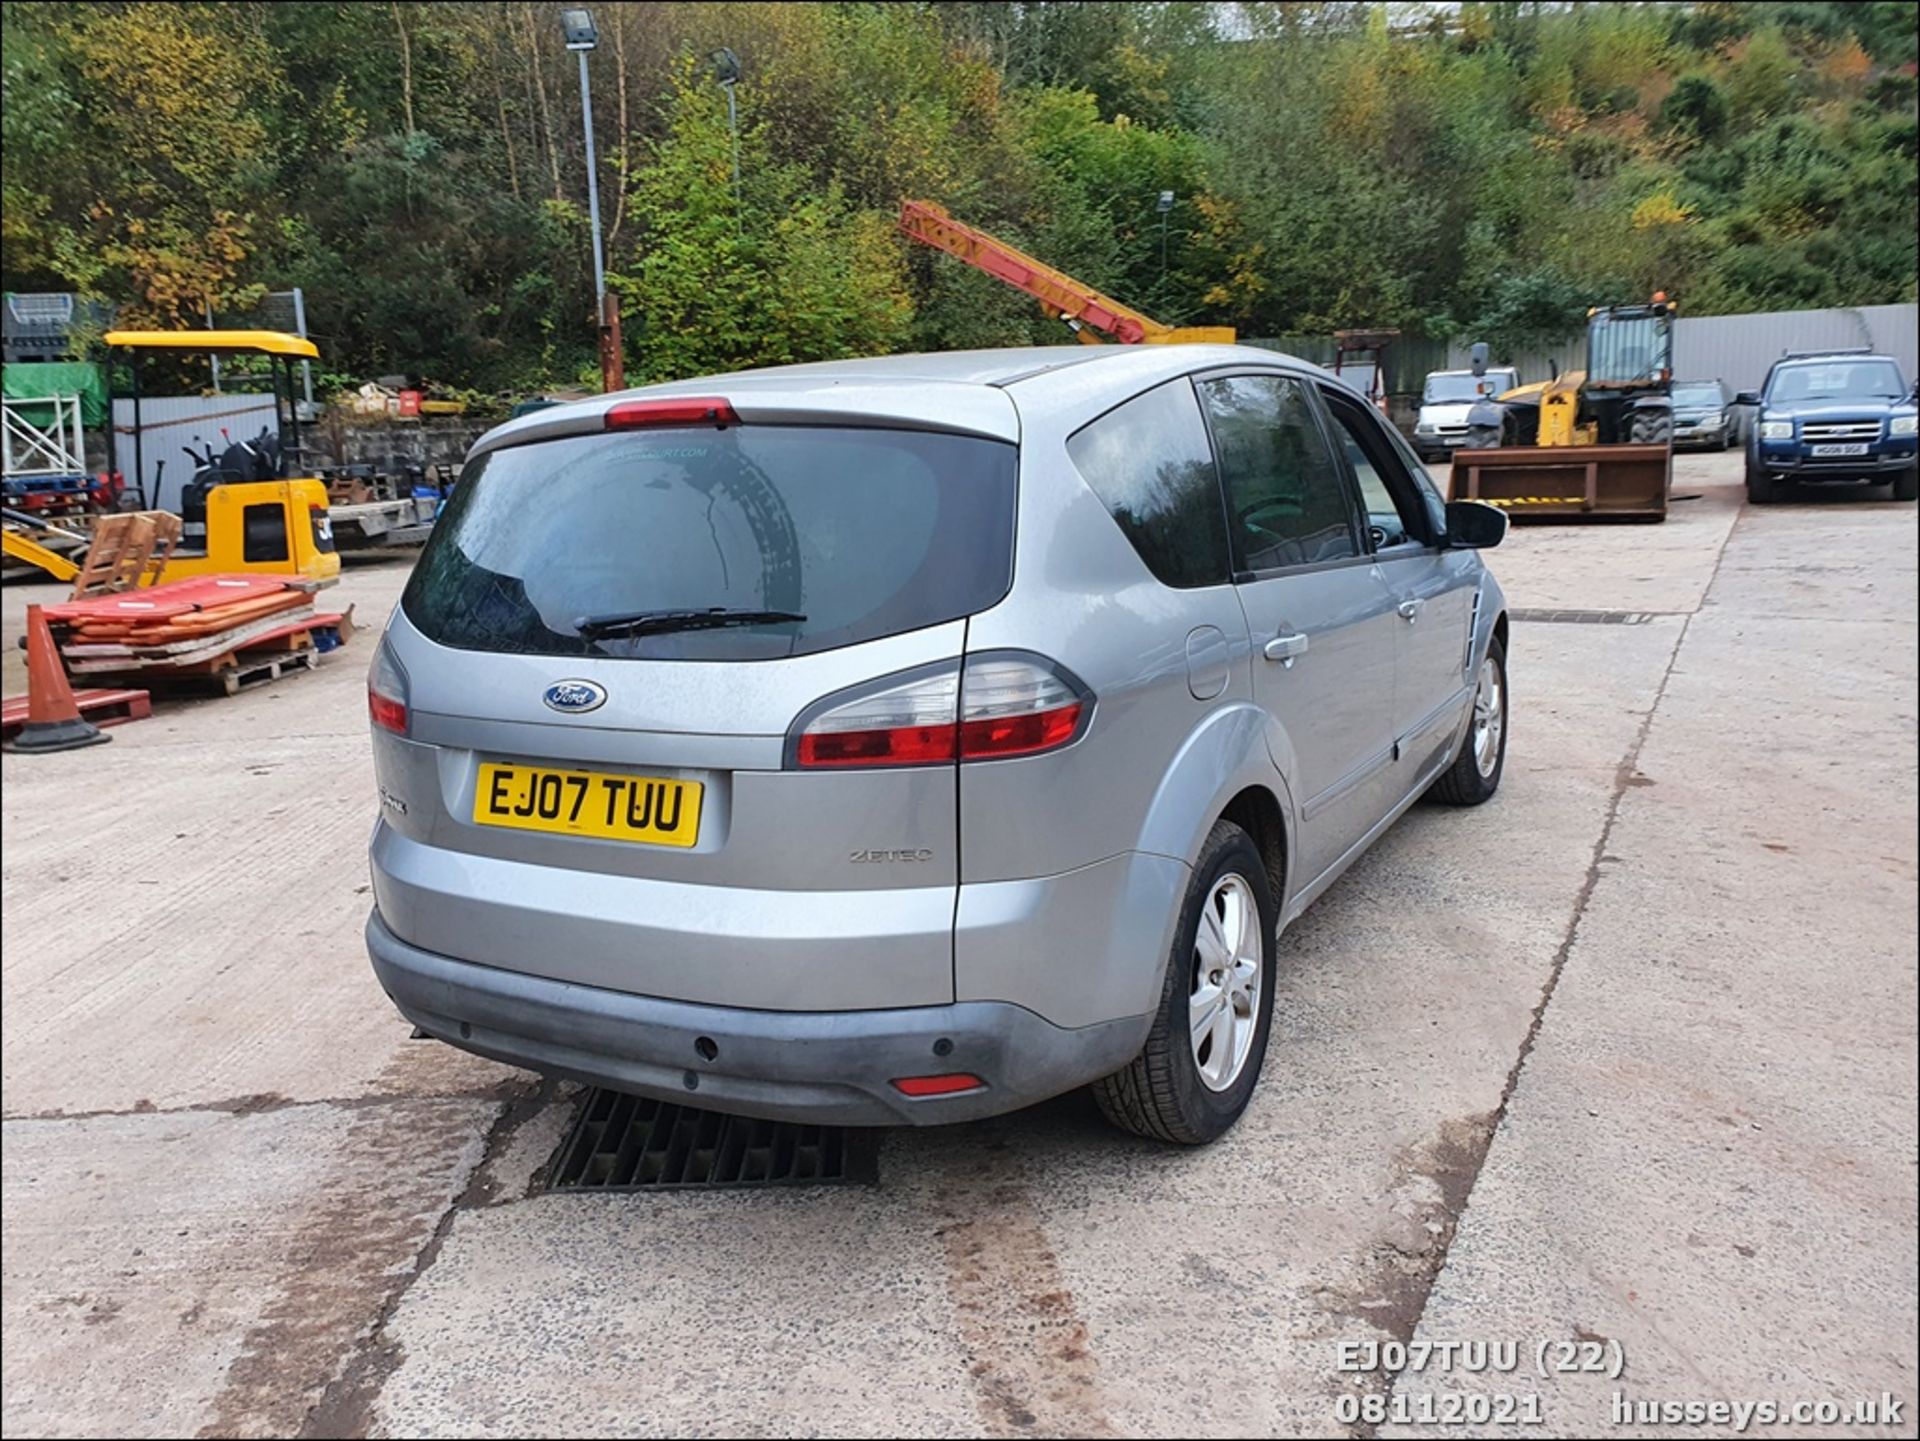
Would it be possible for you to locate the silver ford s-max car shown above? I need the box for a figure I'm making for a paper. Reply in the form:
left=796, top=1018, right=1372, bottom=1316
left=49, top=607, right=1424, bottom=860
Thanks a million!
left=366, top=345, right=1510, bottom=1144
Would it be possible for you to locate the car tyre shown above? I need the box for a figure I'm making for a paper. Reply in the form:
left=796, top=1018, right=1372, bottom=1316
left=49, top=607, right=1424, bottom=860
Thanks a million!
left=1092, top=820, right=1276, bottom=1145
left=1746, top=458, right=1781, bottom=506
left=1894, top=467, right=1918, bottom=503
left=1429, top=634, right=1507, bottom=806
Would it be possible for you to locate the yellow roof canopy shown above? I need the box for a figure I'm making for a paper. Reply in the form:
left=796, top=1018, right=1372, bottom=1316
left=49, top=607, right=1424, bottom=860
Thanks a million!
left=105, top=329, right=320, bottom=360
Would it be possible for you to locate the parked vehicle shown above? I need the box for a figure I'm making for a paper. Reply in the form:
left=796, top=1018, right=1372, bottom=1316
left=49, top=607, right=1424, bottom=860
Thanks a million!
left=104, top=330, right=340, bottom=583
left=1670, top=379, right=1733, bottom=451
left=1739, top=350, right=1919, bottom=504
left=364, top=346, right=1511, bottom=1144
left=1413, top=365, right=1520, bottom=461
left=1450, top=296, right=1679, bottom=521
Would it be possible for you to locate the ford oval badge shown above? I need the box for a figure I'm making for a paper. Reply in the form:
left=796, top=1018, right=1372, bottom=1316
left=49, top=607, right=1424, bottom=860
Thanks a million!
left=543, top=679, right=607, bottom=714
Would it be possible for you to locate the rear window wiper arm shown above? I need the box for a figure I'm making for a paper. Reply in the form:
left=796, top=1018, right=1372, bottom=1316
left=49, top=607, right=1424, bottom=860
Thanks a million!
left=573, top=607, right=807, bottom=638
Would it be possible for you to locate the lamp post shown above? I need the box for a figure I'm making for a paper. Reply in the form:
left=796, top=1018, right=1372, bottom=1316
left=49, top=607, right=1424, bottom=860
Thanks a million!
left=561, top=8, right=623, bottom=390
left=711, top=47, right=742, bottom=223
left=1157, top=190, right=1175, bottom=278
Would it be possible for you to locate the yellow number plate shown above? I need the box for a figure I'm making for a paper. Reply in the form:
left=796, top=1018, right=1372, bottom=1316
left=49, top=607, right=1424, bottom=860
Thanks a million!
left=473, top=762, right=702, bottom=848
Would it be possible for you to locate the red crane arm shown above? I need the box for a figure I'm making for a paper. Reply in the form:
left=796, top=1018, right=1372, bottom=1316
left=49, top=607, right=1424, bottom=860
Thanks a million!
left=897, top=200, right=1156, bottom=344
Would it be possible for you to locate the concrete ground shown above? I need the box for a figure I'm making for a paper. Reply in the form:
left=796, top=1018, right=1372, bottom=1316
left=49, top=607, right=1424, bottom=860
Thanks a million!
left=3, top=451, right=1914, bottom=1439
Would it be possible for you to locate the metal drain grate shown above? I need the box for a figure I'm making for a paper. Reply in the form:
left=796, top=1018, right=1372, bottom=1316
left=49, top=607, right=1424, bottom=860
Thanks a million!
left=1509, top=608, right=1669, bottom=625
left=547, top=1089, right=879, bottom=1191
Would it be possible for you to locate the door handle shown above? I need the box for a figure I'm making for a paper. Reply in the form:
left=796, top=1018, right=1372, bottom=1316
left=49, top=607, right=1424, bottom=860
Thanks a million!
left=1264, top=632, right=1309, bottom=666
left=1398, top=599, right=1424, bottom=622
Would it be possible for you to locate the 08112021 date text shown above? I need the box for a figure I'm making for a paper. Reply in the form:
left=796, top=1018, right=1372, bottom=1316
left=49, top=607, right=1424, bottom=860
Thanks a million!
left=1334, top=1392, right=1545, bottom=1427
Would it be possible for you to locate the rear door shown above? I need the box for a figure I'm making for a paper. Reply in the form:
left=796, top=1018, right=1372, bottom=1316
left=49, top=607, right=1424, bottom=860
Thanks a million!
left=1318, top=387, right=1478, bottom=786
left=1195, top=371, right=1401, bottom=888
left=383, top=416, right=1019, bottom=1009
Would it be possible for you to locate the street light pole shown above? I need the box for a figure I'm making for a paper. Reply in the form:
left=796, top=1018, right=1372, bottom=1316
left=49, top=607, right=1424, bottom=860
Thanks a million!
left=1158, top=190, right=1174, bottom=278
left=578, top=48, right=606, bottom=312
left=562, top=9, right=623, bottom=391
left=711, top=48, right=743, bottom=228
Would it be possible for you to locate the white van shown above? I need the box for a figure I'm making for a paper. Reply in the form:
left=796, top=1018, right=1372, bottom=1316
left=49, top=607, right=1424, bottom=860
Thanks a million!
left=1412, top=367, right=1519, bottom=461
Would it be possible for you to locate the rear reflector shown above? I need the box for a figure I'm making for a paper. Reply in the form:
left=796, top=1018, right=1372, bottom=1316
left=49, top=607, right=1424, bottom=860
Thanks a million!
left=605, top=397, right=739, bottom=430
left=790, top=654, right=1089, bottom=770
left=892, top=1073, right=986, bottom=1097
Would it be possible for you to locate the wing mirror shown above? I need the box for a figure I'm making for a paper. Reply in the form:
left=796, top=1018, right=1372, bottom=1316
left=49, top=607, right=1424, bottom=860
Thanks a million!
left=1444, top=499, right=1507, bottom=550
left=1734, top=390, right=1762, bottom=407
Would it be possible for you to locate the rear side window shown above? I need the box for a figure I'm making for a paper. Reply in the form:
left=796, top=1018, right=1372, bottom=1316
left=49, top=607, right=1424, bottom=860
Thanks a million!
left=1197, top=374, right=1359, bottom=570
left=1065, top=379, right=1230, bottom=588
left=403, top=426, right=1015, bottom=661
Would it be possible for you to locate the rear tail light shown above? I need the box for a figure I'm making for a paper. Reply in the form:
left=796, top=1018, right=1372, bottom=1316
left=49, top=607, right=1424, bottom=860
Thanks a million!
left=955, top=657, right=1084, bottom=759
left=793, top=668, right=960, bottom=768
left=892, top=1073, right=986, bottom=1097
left=604, top=397, right=739, bottom=430
left=367, top=639, right=410, bottom=736
left=788, top=654, right=1089, bottom=770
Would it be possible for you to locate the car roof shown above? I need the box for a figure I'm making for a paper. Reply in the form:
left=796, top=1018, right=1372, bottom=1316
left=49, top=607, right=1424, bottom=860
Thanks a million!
left=470, top=344, right=1342, bottom=457
left=1771, top=352, right=1895, bottom=366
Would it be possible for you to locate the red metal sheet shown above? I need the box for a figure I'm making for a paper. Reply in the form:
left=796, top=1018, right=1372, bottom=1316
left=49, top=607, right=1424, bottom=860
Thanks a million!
left=40, top=574, right=293, bottom=622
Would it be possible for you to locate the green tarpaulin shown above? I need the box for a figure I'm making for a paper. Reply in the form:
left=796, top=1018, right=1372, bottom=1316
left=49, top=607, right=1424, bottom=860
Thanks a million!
left=3, top=361, right=108, bottom=428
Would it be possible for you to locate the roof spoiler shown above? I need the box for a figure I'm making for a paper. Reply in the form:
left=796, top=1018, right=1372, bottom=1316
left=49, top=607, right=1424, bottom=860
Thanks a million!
left=1781, top=347, right=1874, bottom=359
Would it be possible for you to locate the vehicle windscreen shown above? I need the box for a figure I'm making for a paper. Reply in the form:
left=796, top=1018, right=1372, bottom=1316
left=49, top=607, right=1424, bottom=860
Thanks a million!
left=1428, top=374, right=1482, bottom=402
left=1768, top=361, right=1905, bottom=403
left=1588, top=313, right=1671, bottom=383
left=1424, top=373, right=1512, bottom=403
left=1672, top=385, right=1723, bottom=407
left=403, top=424, right=1016, bottom=661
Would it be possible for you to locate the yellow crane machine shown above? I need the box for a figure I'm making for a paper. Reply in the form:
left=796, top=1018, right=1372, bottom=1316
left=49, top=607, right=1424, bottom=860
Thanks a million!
left=1450, top=296, right=1678, bottom=521
left=103, top=330, right=340, bottom=582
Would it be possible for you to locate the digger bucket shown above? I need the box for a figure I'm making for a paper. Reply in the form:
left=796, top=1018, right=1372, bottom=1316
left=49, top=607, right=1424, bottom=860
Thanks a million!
left=1448, top=444, right=1670, bottom=522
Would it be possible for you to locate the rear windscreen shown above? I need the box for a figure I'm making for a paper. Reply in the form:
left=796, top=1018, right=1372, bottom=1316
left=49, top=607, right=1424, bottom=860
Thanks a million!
left=403, top=425, right=1016, bottom=661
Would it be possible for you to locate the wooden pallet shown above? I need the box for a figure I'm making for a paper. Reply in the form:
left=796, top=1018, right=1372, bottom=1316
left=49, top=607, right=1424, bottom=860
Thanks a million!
left=68, top=511, right=182, bottom=597
left=139, top=647, right=319, bottom=696
left=0, top=686, right=152, bottom=741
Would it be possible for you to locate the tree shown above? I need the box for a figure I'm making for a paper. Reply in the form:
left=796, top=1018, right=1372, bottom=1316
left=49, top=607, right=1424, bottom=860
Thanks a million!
left=1659, top=74, right=1732, bottom=143
left=619, top=62, right=910, bottom=381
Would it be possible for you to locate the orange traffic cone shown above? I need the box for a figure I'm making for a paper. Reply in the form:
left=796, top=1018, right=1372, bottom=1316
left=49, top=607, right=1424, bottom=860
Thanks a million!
left=3, top=605, right=109, bottom=754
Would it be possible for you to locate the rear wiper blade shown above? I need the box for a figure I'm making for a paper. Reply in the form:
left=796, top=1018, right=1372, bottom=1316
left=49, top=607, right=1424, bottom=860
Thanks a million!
left=573, top=607, right=807, bottom=638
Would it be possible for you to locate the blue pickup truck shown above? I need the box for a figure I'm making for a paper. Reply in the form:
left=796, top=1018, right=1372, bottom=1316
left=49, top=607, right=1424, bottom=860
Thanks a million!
left=1739, top=350, right=1919, bottom=505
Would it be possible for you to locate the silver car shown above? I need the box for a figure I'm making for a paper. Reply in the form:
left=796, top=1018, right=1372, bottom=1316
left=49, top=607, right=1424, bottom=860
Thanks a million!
left=365, top=345, right=1510, bottom=1144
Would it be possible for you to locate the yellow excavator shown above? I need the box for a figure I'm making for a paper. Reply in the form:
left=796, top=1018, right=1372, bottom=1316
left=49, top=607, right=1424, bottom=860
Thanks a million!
left=1450, top=296, right=1678, bottom=521
left=3, top=331, right=340, bottom=589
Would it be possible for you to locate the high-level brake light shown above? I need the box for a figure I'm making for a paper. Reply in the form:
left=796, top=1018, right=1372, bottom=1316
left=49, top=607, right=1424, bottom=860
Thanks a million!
left=604, top=397, right=740, bottom=430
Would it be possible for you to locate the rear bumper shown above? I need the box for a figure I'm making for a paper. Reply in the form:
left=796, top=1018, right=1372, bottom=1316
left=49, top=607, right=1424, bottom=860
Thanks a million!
left=368, top=911, right=1152, bottom=1125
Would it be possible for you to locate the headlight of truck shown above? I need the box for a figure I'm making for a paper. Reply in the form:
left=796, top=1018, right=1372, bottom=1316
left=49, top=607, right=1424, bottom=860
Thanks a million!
left=1891, top=415, right=1918, bottom=436
left=1414, top=422, right=1435, bottom=434
left=1760, top=421, right=1794, bottom=441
